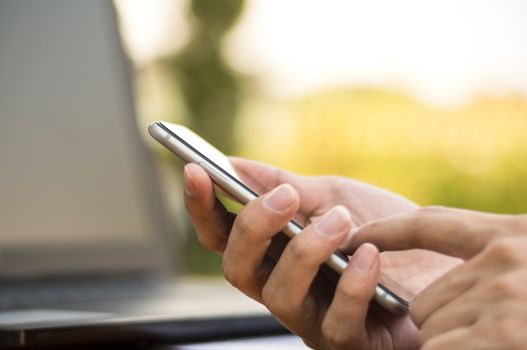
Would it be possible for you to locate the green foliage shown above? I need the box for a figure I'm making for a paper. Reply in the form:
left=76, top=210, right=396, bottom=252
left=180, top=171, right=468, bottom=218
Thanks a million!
left=238, top=88, right=527, bottom=214
left=163, top=0, right=245, bottom=155
left=191, top=0, right=245, bottom=40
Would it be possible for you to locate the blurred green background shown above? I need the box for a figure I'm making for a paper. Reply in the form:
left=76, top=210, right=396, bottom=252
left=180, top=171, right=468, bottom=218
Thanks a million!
left=115, top=0, right=527, bottom=274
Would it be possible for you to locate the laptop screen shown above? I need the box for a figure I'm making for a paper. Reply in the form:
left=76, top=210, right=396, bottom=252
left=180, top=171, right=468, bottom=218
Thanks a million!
left=0, top=1, right=171, bottom=277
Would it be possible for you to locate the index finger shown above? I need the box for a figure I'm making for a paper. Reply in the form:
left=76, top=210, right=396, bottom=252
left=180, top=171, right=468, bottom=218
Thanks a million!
left=341, top=206, right=506, bottom=260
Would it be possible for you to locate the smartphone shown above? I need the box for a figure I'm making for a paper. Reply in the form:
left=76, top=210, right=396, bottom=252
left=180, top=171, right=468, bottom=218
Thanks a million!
left=148, top=121, right=413, bottom=315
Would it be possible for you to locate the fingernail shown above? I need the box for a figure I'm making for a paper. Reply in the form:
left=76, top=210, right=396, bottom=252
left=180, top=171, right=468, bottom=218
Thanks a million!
left=183, top=165, right=194, bottom=196
left=263, top=184, right=296, bottom=213
left=352, top=243, right=377, bottom=273
left=315, top=206, right=351, bottom=237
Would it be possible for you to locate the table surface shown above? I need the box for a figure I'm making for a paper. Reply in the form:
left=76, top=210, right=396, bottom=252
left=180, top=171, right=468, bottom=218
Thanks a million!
left=160, top=334, right=309, bottom=350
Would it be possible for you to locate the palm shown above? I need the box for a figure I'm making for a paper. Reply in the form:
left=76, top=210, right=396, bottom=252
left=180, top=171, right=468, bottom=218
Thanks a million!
left=232, top=158, right=458, bottom=349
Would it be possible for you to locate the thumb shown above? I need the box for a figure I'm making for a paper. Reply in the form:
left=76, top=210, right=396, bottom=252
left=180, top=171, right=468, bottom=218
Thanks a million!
left=341, top=206, right=509, bottom=260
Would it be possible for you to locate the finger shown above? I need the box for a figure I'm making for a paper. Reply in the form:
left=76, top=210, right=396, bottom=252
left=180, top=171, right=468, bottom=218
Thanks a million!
left=342, top=206, right=505, bottom=260
left=421, top=327, right=478, bottom=350
left=411, top=237, right=527, bottom=328
left=418, top=289, right=480, bottom=343
left=261, top=206, right=351, bottom=326
left=184, top=163, right=235, bottom=254
left=410, top=259, right=479, bottom=328
left=321, top=243, right=380, bottom=349
left=222, top=184, right=300, bottom=300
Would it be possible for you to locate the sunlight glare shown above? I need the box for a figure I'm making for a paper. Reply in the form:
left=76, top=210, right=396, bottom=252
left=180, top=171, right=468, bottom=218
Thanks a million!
left=225, top=0, right=527, bottom=107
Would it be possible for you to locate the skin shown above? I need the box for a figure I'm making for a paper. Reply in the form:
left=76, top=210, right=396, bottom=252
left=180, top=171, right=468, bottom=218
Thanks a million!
left=344, top=206, right=527, bottom=349
left=183, top=158, right=458, bottom=349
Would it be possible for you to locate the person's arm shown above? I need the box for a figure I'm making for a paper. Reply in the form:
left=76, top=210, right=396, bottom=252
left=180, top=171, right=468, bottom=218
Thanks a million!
left=344, top=206, right=527, bottom=349
left=183, top=158, right=456, bottom=350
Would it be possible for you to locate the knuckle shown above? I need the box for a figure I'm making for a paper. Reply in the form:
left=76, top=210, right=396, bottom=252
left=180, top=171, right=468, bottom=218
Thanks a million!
left=221, top=258, right=243, bottom=290
left=261, top=284, right=291, bottom=319
left=410, top=281, right=442, bottom=327
left=476, top=313, right=526, bottom=348
left=363, top=220, right=377, bottom=232
left=413, top=206, right=444, bottom=225
left=233, top=208, right=254, bottom=236
left=362, top=220, right=378, bottom=237
left=260, top=283, right=274, bottom=307
left=486, top=273, right=522, bottom=298
left=338, top=281, right=371, bottom=304
left=506, top=215, right=527, bottom=236
left=287, top=237, right=313, bottom=264
left=409, top=206, right=443, bottom=243
left=194, top=232, right=210, bottom=248
left=420, top=205, right=445, bottom=214
left=321, top=320, right=354, bottom=350
left=484, top=237, right=523, bottom=265
left=195, top=232, right=223, bottom=253
left=410, top=303, right=426, bottom=328
left=234, top=199, right=280, bottom=242
left=327, top=333, right=352, bottom=349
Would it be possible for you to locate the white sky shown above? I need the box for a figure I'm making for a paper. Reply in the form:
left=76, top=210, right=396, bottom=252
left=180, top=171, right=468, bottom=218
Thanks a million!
left=115, top=0, right=190, bottom=63
left=117, top=0, right=527, bottom=106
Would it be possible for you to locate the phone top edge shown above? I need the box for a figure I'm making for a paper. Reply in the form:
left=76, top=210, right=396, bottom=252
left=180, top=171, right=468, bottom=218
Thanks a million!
left=153, top=121, right=260, bottom=200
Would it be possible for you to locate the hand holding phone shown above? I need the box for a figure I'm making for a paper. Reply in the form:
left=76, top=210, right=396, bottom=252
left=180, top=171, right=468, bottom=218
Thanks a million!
left=149, top=121, right=414, bottom=315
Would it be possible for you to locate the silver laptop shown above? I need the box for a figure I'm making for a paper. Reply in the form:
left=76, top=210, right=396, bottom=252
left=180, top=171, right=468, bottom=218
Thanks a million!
left=0, top=1, right=283, bottom=347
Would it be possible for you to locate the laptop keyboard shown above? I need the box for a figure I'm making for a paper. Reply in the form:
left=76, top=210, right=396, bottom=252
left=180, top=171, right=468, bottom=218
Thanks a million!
left=0, top=276, right=167, bottom=310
